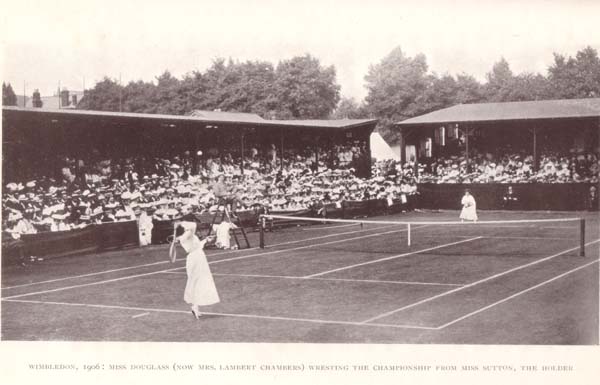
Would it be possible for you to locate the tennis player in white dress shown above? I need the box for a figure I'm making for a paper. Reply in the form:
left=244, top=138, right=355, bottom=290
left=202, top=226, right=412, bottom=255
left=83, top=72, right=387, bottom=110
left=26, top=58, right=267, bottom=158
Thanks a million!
left=169, top=221, right=220, bottom=319
left=460, top=190, right=478, bottom=222
left=213, top=219, right=238, bottom=249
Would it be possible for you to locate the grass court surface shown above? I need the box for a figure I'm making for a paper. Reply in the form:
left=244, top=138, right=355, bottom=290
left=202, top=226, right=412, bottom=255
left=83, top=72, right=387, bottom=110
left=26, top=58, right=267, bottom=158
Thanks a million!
left=1, top=210, right=598, bottom=344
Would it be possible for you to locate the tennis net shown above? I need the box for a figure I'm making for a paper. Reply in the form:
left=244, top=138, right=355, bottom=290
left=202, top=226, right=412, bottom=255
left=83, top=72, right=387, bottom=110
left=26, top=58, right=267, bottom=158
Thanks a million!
left=258, top=214, right=587, bottom=257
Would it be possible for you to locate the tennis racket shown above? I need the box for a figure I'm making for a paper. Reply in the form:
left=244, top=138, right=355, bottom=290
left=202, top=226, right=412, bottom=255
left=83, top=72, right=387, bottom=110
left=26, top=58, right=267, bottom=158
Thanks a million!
left=168, top=225, right=178, bottom=263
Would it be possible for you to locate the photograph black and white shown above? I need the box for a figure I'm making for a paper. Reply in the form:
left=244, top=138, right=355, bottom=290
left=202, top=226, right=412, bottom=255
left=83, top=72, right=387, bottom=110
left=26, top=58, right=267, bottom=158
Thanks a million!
left=1, top=0, right=599, bottom=384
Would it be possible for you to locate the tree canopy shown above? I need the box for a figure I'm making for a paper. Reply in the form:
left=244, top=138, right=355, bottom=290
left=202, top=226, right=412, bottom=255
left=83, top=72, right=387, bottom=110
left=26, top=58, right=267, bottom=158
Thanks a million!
left=76, top=77, right=123, bottom=111
left=548, top=46, right=600, bottom=98
left=274, top=54, right=340, bottom=119
left=78, top=55, right=340, bottom=120
left=363, top=46, right=600, bottom=141
left=330, top=96, right=365, bottom=119
left=363, top=47, right=432, bottom=140
left=75, top=46, right=600, bottom=142
left=2, top=82, right=17, bottom=106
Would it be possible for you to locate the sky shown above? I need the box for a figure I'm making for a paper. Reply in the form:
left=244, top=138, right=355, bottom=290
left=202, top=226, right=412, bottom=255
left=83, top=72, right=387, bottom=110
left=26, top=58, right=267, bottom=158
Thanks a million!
left=1, top=0, right=600, bottom=102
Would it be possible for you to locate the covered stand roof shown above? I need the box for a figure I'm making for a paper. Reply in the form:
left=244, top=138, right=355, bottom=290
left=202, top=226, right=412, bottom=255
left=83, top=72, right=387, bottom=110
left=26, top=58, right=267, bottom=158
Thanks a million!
left=3, top=106, right=378, bottom=132
left=2, top=107, right=379, bottom=179
left=396, top=98, right=600, bottom=127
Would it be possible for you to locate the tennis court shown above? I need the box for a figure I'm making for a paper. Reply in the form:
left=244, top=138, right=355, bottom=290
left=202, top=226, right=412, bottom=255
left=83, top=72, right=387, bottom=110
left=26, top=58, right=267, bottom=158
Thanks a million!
left=1, top=210, right=598, bottom=344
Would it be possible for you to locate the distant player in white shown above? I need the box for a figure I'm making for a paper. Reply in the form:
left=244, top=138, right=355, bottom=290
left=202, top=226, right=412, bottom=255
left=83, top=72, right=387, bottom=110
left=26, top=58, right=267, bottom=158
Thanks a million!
left=460, top=190, right=478, bottom=222
left=138, top=209, right=154, bottom=246
left=169, top=221, right=220, bottom=319
left=213, top=219, right=238, bottom=249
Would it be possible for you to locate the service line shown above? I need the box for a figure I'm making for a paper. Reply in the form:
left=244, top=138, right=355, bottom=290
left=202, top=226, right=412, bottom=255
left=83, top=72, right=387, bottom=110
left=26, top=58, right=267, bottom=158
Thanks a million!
left=305, top=237, right=482, bottom=278
left=361, top=239, right=600, bottom=324
left=2, top=225, right=423, bottom=300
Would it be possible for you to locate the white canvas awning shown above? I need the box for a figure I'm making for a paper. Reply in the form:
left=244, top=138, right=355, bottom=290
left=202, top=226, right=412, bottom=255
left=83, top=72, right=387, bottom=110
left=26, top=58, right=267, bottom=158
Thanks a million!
left=370, top=132, right=399, bottom=160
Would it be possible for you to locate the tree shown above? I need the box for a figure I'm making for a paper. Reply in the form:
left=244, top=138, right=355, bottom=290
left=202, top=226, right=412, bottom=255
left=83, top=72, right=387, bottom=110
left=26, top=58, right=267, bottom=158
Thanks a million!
left=363, top=47, right=431, bottom=141
left=198, top=58, right=231, bottom=110
left=122, top=80, right=157, bottom=113
left=151, top=71, right=186, bottom=115
left=484, top=57, right=515, bottom=102
left=2, top=82, right=17, bottom=106
left=331, top=97, right=365, bottom=119
left=454, top=74, right=485, bottom=104
left=200, top=59, right=278, bottom=116
left=418, top=74, right=459, bottom=113
left=77, top=77, right=123, bottom=111
left=225, top=60, right=278, bottom=116
left=273, top=54, right=340, bottom=119
left=548, top=46, right=600, bottom=98
left=506, top=73, right=551, bottom=101
left=178, top=70, right=208, bottom=113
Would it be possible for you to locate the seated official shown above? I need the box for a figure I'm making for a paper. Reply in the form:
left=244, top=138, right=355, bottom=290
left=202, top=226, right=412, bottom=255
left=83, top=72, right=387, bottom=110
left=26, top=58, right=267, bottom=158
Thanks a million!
left=211, top=175, right=230, bottom=201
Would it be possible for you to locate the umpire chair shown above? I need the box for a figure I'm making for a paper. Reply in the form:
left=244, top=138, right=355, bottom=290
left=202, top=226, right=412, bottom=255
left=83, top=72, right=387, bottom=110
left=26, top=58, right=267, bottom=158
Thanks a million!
left=205, top=196, right=251, bottom=249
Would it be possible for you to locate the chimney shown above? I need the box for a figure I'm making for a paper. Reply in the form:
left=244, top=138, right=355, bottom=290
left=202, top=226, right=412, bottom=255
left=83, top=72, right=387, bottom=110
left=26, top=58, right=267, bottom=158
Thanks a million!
left=72, top=94, right=78, bottom=105
left=32, top=89, right=43, bottom=108
left=60, top=89, right=70, bottom=107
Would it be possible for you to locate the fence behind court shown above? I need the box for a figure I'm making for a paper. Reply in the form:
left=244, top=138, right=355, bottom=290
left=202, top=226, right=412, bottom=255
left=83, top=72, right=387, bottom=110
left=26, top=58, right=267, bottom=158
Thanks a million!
left=417, top=183, right=597, bottom=211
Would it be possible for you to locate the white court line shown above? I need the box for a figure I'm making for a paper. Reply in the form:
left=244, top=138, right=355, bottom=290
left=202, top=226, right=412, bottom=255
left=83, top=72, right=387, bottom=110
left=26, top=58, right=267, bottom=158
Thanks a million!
left=0, top=248, right=250, bottom=290
left=1, top=260, right=170, bottom=290
left=304, top=237, right=483, bottom=278
left=414, top=235, right=573, bottom=241
left=360, top=239, right=600, bottom=324
left=1, top=223, right=394, bottom=290
left=1, top=298, right=437, bottom=330
left=301, top=223, right=360, bottom=230
left=209, top=225, right=428, bottom=265
left=1, top=226, right=422, bottom=300
left=131, top=312, right=150, bottom=319
left=437, top=258, right=600, bottom=329
left=208, top=272, right=464, bottom=287
left=476, top=225, right=536, bottom=228
left=1, top=265, right=185, bottom=300
left=480, top=236, right=573, bottom=241
left=265, top=214, right=582, bottom=226
left=262, top=223, right=398, bottom=247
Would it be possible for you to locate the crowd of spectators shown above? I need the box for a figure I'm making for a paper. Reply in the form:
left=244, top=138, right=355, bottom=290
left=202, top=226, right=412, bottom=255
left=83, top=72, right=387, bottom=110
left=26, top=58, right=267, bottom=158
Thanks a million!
left=3, top=144, right=598, bottom=239
left=417, top=150, right=599, bottom=184
left=2, top=147, right=417, bottom=238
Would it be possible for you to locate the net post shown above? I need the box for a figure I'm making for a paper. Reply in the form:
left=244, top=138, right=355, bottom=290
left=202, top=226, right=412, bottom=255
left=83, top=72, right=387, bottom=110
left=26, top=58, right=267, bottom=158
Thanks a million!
left=259, top=216, right=265, bottom=249
left=580, top=218, right=585, bottom=257
left=407, top=223, right=411, bottom=247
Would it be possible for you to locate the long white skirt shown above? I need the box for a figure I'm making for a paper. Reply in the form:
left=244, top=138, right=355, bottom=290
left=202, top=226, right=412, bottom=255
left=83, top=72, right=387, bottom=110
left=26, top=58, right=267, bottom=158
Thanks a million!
left=460, top=205, right=478, bottom=221
left=184, top=248, right=220, bottom=306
